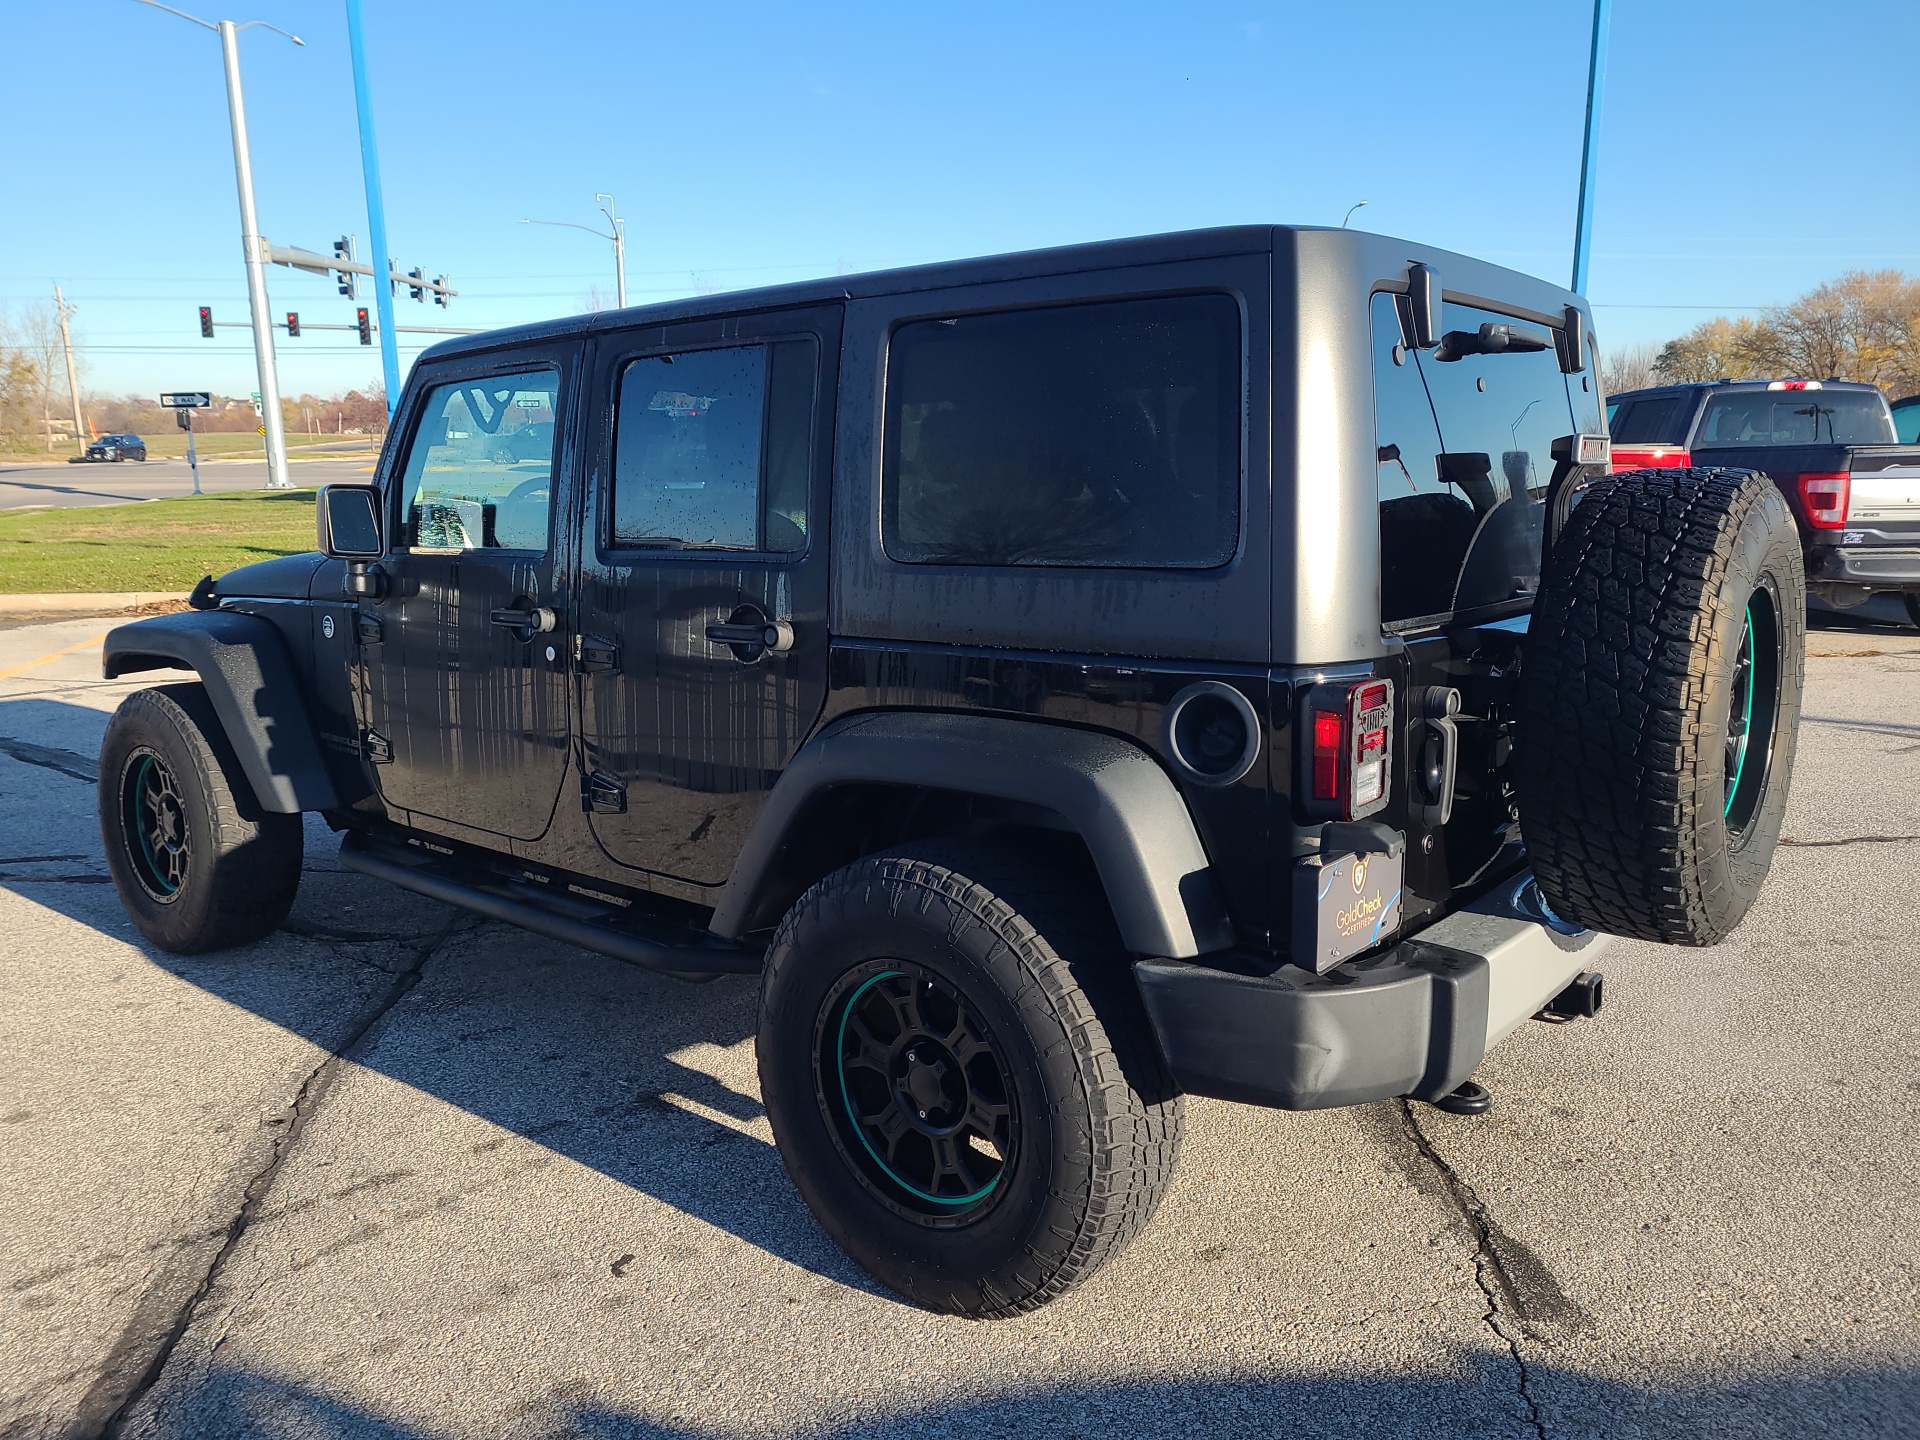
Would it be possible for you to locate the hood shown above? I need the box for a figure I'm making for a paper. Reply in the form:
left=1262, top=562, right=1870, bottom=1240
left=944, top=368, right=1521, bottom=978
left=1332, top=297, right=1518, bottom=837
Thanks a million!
left=211, top=552, right=328, bottom=601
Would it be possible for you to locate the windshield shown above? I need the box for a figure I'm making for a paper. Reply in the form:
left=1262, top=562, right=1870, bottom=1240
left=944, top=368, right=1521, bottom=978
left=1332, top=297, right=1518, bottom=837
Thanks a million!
left=1696, top=390, right=1894, bottom=447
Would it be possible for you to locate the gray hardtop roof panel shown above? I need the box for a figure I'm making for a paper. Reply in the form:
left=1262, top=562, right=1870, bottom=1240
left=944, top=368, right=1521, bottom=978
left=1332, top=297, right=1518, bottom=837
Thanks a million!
left=417, top=224, right=1587, bottom=366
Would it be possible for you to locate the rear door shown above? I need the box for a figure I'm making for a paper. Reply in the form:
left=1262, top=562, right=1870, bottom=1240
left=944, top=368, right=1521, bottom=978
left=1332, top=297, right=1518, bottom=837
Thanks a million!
left=572, top=306, right=840, bottom=885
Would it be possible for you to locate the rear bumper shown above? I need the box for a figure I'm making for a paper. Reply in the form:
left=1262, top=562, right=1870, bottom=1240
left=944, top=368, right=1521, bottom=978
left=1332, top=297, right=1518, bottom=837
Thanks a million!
left=1134, top=873, right=1608, bottom=1110
left=1808, top=545, right=1920, bottom=592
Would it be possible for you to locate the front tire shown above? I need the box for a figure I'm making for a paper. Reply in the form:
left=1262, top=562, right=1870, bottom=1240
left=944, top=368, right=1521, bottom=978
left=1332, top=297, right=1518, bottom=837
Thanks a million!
left=757, top=841, right=1183, bottom=1318
left=99, top=684, right=303, bottom=953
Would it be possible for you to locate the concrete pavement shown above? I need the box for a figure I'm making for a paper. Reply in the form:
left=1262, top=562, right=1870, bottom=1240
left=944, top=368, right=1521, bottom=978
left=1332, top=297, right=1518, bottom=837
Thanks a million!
left=1, top=613, right=1916, bottom=1439
left=0, top=456, right=376, bottom=512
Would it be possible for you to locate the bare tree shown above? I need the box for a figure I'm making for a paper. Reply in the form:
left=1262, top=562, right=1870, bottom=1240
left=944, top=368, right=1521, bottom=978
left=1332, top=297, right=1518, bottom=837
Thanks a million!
left=1736, top=269, right=1920, bottom=394
left=6, top=301, right=73, bottom=450
left=1655, top=317, right=1766, bottom=384
left=1599, top=341, right=1660, bottom=396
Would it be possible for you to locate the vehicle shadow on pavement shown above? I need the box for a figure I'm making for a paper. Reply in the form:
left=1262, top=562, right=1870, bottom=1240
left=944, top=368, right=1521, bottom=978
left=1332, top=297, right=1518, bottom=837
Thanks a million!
left=128, top=1357, right=1920, bottom=1439
left=0, top=695, right=871, bottom=1295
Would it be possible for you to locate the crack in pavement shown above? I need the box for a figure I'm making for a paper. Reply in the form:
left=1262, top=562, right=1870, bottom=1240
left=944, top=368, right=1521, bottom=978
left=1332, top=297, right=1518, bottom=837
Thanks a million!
left=1391, top=1099, right=1589, bottom=1440
left=1779, top=833, right=1920, bottom=848
left=0, top=735, right=99, bottom=783
left=78, top=915, right=470, bottom=1440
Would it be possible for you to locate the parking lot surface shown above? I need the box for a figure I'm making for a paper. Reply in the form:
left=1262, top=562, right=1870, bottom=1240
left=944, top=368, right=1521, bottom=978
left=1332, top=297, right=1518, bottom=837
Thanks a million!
left=2, top=614, right=1916, bottom=1439
left=0, top=456, right=373, bottom=512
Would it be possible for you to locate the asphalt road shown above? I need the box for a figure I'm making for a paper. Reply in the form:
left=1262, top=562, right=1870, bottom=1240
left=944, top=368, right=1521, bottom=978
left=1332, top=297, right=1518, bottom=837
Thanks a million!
left=0, top=455, right=376, bottom=511
left=1, top=614, right=1916, bottom=1440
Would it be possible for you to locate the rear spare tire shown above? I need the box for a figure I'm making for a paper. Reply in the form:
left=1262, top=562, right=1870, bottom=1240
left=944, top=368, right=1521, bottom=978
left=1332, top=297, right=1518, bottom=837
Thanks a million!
left=1517, top=467, right=1805, bottom=945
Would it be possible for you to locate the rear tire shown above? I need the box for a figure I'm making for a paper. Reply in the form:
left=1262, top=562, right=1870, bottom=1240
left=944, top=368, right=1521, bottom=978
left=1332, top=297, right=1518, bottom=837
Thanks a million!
left=757, top=839, right=1183, bottom=1317
left=98, top=684, right=303, bottom=953
left=1517, top=467, right=1805, bottom=945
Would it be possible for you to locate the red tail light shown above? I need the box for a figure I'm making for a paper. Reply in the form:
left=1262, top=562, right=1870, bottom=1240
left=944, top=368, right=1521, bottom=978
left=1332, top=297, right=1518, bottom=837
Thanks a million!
left=1797, top=471, right=1850, bottom=529
left=1306, top=679, right=1394, bottom=820
left=1611, top=445, right=1691, bottom=471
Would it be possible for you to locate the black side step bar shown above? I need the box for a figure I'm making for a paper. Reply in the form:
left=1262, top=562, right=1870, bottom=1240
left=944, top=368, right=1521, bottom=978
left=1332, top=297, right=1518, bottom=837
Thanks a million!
left=338, top=831, right=762, bottom=982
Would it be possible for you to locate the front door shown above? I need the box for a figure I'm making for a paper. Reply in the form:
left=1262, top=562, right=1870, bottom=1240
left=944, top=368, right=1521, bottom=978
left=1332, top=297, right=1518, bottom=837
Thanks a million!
left=358, top=351, right=576, bottom=840
left=573, top=306, right=839, bottom=885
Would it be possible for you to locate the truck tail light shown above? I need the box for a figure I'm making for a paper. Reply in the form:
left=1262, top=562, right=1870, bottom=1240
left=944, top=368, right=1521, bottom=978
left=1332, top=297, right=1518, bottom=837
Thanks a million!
left=1797, top=471, right=1850, bottom=529
left=1307, top=679, right=1394, bottom=820
left=1611, top=445, right=1691, bottom=471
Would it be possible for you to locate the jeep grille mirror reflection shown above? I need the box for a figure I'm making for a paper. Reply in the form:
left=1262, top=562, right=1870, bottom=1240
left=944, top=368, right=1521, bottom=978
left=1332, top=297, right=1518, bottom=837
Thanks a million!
left=318, top=484, right=383, bottom=559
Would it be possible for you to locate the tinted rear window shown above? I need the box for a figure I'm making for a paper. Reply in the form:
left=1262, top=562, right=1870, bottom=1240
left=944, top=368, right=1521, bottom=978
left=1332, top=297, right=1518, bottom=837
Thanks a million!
left=883, top=294, right=1242, bottom=568
left=1609, top=395, right=1691, bottom=444
left=1696, top=390, right=1894, bottom=446
left=1895, top=399, right=1920, bottom=445
left=1372, top=294, right=1578, bottom=625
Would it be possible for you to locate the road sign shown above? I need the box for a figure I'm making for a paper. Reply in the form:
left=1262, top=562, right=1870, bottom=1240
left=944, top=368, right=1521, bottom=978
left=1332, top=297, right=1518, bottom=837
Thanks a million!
left=160, top=392, right=212, bottom=409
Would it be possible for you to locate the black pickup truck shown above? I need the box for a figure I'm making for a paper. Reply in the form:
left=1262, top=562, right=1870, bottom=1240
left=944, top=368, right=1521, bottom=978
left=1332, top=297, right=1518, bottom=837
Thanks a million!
left=1609, top=378, right=1920, bottom=623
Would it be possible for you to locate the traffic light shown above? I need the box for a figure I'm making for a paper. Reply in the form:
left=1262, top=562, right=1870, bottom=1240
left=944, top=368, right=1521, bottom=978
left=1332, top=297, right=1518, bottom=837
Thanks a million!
left=433, top=276, right=449, bottom=309
left=355, top=307, right=371, bottom=345
left=285, top=311, right=300, bottom=338
left=333, top=236, right=357, bottom=298
left=199, top=306, right=213, bottom=338
left=407, top=267, right=425, bottom=302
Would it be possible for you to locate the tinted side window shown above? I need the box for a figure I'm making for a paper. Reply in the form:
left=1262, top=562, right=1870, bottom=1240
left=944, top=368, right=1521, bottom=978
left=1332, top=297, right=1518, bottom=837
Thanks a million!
left=399, top=369, right=558, bottom=552
left=1411, top=301, right=1577, bottom=617
left=883, top=294, right=1242, bottom=568
left=610, top=339, right=816, bottom=552
left=1894, top=399, right=1920, bottom=445
left=1610, top=395, right=1690, bottom=444
left=1371, top=291, right=1470, bottom=625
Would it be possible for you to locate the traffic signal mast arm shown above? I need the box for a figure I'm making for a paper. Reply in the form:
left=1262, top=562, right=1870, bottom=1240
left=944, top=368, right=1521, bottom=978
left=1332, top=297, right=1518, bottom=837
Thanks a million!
left=194, top=306, right=479, bottom=338
left=263, top=239, right=457, bottom=306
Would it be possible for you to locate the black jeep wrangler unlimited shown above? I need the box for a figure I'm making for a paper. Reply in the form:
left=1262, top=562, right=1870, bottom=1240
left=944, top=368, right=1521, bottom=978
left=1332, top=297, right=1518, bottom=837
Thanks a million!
left=97, top=226, right=1805, bottom=1317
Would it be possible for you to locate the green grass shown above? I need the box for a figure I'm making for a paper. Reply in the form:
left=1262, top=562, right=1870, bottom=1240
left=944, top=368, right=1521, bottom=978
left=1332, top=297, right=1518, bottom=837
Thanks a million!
left=0, top=433, right=381, bottom=463
left=0, top=489, right=319, bottom=592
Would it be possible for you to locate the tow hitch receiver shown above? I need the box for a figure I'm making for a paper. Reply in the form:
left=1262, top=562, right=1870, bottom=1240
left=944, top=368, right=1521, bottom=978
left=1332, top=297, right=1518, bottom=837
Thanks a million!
left=1539, top=971, right=1604, bottom=1022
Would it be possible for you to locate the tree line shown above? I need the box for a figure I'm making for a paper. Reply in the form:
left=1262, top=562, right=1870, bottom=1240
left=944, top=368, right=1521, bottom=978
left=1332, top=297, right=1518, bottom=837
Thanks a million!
left=1602, top=270, right=1920, bottom=401
left=0, top=300, right=387, bottom=451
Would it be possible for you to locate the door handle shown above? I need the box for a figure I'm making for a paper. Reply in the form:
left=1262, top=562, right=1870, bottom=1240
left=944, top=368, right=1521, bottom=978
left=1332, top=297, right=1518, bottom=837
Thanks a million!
left=490, top=605, right=557, bottom=640
left=705, top=605, right=794, bottom=661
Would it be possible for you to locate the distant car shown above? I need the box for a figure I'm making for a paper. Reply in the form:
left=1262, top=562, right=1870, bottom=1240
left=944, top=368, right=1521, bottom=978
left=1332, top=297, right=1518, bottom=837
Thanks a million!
left=489, top=421, right=554, bottom=464
left=85, top=434, right=148, bottom=462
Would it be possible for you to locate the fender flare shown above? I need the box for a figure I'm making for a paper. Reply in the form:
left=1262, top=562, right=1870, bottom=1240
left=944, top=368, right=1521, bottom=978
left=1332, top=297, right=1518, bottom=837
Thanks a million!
left=103, top=610, right=339, bottom=814
left=709, top=711, right=1234, bottom=958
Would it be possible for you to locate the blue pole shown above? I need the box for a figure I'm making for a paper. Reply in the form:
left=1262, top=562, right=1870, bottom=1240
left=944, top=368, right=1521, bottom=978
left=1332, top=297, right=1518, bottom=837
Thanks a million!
left=1569, top=0, right=1612, bottom=295
left=345, top=0, right=401, bottom=417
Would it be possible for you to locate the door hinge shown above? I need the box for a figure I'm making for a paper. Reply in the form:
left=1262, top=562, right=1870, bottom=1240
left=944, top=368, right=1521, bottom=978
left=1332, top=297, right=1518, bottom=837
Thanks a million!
left=576, top=633, right=619, bottom=672
left=355, top=614, right=383, bottom=645
left=582, top=771, right=626, bottom=814
left=362, top=729, right=393, bottom=764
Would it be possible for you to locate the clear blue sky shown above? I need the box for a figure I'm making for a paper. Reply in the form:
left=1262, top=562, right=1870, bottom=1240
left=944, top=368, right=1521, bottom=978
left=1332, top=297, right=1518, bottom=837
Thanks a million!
left=4, top=0, right=1917, bottom=400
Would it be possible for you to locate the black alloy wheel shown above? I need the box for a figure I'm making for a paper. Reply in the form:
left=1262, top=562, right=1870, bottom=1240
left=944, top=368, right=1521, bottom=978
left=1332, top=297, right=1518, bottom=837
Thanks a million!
left=815, top=961, right=1017, bottom=1222
left=120, top=747, right=190, bottom=901
left=1722, top=585, right=1783, bottom=842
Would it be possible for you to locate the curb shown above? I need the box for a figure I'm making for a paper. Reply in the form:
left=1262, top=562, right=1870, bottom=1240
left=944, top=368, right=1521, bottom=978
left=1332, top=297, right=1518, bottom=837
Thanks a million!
left=0, top=592, right=191, bottom=615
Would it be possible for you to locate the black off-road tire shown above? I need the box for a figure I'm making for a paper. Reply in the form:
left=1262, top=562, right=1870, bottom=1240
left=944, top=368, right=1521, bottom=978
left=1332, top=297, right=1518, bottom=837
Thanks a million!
left=1905, top=593, right=1920, bottom=630
left=757, top=839, right=1183, bottom=1318
left=1517, top=467, right=1805, bottom=945
left=98, top=683, right=303, bottom=953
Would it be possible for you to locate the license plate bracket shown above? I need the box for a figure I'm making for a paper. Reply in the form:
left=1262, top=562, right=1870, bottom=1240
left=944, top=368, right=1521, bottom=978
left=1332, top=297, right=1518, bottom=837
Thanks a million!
left=1291, top=849, right=1405, bottom=974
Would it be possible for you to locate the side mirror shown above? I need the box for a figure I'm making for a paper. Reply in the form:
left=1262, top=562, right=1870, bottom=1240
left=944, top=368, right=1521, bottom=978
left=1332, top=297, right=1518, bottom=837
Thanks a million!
left=318, top=483, right=383, bottom=559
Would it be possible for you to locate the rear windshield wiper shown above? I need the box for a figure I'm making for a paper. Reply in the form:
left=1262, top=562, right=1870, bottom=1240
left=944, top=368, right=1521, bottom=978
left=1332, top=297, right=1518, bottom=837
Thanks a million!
left=1433, top=322, right=1552, bottom=362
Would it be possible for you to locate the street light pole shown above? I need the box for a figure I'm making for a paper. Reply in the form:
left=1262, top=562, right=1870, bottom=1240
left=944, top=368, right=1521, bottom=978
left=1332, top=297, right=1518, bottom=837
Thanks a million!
left=597, top=193, right=627, bottom=309
left=53, top=285, right=86, bottom=455
left=135, top=1, right=303, bottom=489
left=344, top=0, right=402, bottom=418
left=1570, top=0, right=1612, bottom=295
left=218, top=18, right=293, bottom=488
left=520, top=197, right=628, bottom=311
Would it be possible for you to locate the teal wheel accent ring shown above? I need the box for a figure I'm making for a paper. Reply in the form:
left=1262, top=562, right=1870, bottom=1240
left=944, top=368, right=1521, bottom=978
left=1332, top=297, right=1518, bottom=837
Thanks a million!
left=820, top=964, right=1016, bottom=1220
left=122, top=749, right=189, bottom=901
